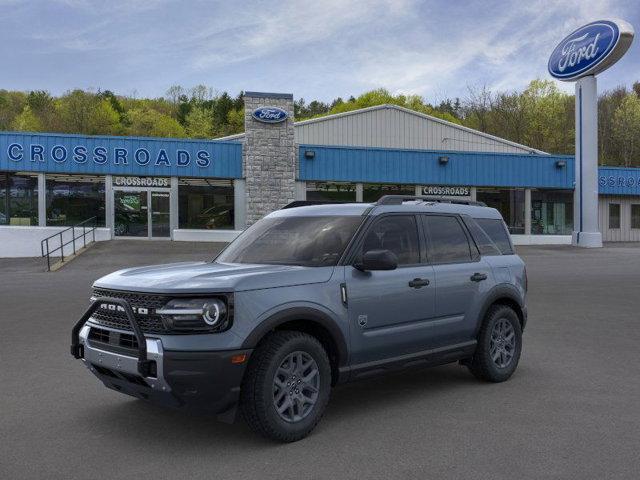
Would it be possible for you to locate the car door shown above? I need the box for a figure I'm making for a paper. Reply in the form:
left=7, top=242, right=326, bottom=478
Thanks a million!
left=344, top=214, right=436, bottom=366
left=421, top=214, right=492, bottom=346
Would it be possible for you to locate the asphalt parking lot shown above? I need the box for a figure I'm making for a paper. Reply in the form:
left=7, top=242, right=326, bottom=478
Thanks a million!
left=1, top=240, right=640, bottom=479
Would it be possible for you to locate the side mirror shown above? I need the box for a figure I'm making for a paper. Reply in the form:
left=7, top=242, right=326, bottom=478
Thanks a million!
left=354, top=249, right=398, bottom=271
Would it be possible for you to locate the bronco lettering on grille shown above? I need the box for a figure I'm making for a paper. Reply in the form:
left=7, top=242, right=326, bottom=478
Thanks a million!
left=99, top=303, right=150, bottom=315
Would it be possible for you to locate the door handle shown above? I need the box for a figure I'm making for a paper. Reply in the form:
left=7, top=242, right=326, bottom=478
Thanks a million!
left=408, top=278, right=430, bottom=288
left=470, top=272, right=488, bottom=282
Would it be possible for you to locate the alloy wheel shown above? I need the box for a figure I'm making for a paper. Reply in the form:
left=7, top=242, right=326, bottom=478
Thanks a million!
left=272, top=351, right=320, bottom=423
left=489, top=318, right=516, bottom=368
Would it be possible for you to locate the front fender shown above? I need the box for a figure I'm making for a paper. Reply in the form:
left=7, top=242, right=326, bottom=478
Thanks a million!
left=240, top=303, right=349, bottom=367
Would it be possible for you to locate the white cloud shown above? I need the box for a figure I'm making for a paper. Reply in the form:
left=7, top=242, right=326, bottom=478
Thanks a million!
left=190, top=0, right=417, bottom=69
left=2, top=0, right=638, bottom=99
left=326, top=0, right=635, bottom=98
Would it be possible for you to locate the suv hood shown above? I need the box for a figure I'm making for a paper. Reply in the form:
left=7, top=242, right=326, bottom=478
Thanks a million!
left=93, top=261, right=334, bottom=293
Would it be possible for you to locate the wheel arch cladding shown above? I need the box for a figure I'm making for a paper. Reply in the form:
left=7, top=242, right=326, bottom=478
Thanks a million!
left=241, top=307, right=348, bottom=386
left=478, top=286, right=525, bottom=333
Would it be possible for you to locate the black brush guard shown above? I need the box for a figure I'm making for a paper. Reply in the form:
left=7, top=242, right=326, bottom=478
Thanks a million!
left=71, top=297, right=152, bottom=377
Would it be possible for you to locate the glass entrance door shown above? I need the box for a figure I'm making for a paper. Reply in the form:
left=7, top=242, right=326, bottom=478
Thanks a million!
left=113, top=189, right=171, bottom=238
left=114, top=190, right=148, bottom=237
left=151, top=191, right=170, bottom=237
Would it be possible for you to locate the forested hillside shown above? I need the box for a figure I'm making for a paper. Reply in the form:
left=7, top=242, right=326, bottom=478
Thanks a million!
left=2, top=80, right=640, bottom=166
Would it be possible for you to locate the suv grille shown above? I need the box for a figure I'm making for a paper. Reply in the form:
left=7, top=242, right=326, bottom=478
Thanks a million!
left=90, top=288, right=168, bottom=334
left=88, top=326, right=140, bottom=355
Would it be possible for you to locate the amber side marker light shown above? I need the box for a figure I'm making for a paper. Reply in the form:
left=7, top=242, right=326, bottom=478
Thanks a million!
left=231, top=354, right=248, bottom=364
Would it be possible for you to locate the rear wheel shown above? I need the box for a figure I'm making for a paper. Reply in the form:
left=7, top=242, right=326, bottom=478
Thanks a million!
left=468, top=305, right=522, bottom=382
left=240, top=331, right=331, bottom=442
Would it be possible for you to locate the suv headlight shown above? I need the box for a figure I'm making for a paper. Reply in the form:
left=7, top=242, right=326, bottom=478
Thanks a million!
left=157, top=298, right=230, bottom=332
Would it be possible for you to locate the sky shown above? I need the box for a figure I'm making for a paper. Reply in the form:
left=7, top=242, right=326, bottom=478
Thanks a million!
left=1, top=0, right=639, bottom=103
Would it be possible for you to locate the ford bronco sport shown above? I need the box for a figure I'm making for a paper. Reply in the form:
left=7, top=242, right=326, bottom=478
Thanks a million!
left=71, top=195, right=527, bottom=442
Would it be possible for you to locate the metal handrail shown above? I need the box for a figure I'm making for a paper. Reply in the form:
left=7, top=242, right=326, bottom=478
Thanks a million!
left=41, top=217, right=98, bottom=271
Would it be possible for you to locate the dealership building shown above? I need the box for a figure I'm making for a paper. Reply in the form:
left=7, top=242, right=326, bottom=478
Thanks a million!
left=1, top=91, right=639, bottom=257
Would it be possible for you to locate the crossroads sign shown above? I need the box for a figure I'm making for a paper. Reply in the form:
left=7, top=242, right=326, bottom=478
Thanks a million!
left=422, top=185, right=470, bottom=197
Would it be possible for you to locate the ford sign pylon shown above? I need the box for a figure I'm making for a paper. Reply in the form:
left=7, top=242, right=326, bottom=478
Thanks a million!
left=549, top=19, right=634, bottom=247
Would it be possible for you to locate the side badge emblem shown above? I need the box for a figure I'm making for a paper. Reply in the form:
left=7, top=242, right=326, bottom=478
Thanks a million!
left=358, top=315, right=367, bottom=327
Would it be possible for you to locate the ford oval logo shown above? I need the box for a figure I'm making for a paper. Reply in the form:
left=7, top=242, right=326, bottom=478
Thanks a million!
left=252, top=106, right=288, bottom=123
left=548, top=20, right=629, bottom=81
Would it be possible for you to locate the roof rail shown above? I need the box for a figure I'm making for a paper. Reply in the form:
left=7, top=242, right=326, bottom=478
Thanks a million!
left=376, top=195, right=486, bottom=207
left=281, top=200, right=346, bottom=209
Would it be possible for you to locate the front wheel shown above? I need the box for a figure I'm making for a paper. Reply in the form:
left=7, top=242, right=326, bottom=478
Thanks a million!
left=240, top=331, right=331, bottom=442
left=467, top=305, right=522, bottom=382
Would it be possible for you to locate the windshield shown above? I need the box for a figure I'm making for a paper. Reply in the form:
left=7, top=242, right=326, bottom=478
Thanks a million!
left=217, top=215, right=363, bottom=266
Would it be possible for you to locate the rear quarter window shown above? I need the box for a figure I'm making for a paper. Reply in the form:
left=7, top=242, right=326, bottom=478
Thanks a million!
left=474, top=218, right=514, bottom=255
left=463, top=217, right=502, bottom=256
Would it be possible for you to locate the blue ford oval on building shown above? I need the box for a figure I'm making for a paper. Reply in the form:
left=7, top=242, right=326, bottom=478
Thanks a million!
left=252, top=106, right=288, bottom=123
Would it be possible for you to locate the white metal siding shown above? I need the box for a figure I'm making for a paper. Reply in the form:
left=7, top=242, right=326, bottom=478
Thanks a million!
left=598, top=195, right=640, bottom=241
left=295, top=106, right=533, bottom=153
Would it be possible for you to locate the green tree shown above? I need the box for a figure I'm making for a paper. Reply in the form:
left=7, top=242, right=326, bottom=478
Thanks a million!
left=185, top=107, right=213, bottom=138
left=26, top=90, right=59, bottom=131
left=127, top=107, right=186, bottom=137
left=0, top=90, right=27, bottom=130
left=519, top=80, right=572, bottom=153
left=87, top=99, right=122, bottom=135
left=57, top=90, right=98, bottom=134
left=225, top=108, right=244, bottom=135
left=11, top=105, right=42, bottom=131
left=599, top=87, right=627, bottom=164
left=320, top=88, right=460, bottom=124
left=611, top=93, right=640, bottom=167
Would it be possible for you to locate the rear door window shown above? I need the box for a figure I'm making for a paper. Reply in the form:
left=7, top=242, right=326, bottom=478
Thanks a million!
left=474, top=218, right=514, bottom=254
left=422, top=215, right=472, bottom=264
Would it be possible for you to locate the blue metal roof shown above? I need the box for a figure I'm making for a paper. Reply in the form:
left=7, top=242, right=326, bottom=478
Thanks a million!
left=299, top=145, right=574, bottom=188
left=0, top=132, right=242, bottom=178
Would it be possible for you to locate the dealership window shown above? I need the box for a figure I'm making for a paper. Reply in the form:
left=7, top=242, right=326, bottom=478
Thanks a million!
left=0, top=172, right=38, bottom=226
left=476, top=188, right=525, bottom=234
left=362, top=183, right=415, bottom=203
left=632, top=205, right=640, bottom=229
left=45, top=175, right=105, bottom=227
left=306, top=182, right=356, bottom=202
left=178, top=178, right=234, bottom=230
left=531, top=189, right=573, bottom=235
left=609, top=203, right=621, bottom=229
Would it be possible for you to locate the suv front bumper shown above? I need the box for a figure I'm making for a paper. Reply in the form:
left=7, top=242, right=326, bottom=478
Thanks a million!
left=72, top=298, right=251, bottom=420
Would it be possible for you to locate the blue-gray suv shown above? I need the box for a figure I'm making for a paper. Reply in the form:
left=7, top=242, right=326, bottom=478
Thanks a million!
left=71, top=195, right=527, bottom=442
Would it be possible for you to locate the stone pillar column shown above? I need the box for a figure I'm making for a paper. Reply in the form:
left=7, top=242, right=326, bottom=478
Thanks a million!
left=243, top=92, right=296, bottom=225
left=356, top=183, right=364, bottom=202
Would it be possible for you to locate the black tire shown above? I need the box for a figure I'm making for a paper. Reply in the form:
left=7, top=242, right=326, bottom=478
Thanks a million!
left=240, top=331, right=331, bottom=442
left=468, top=305, right=522, bottom=382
